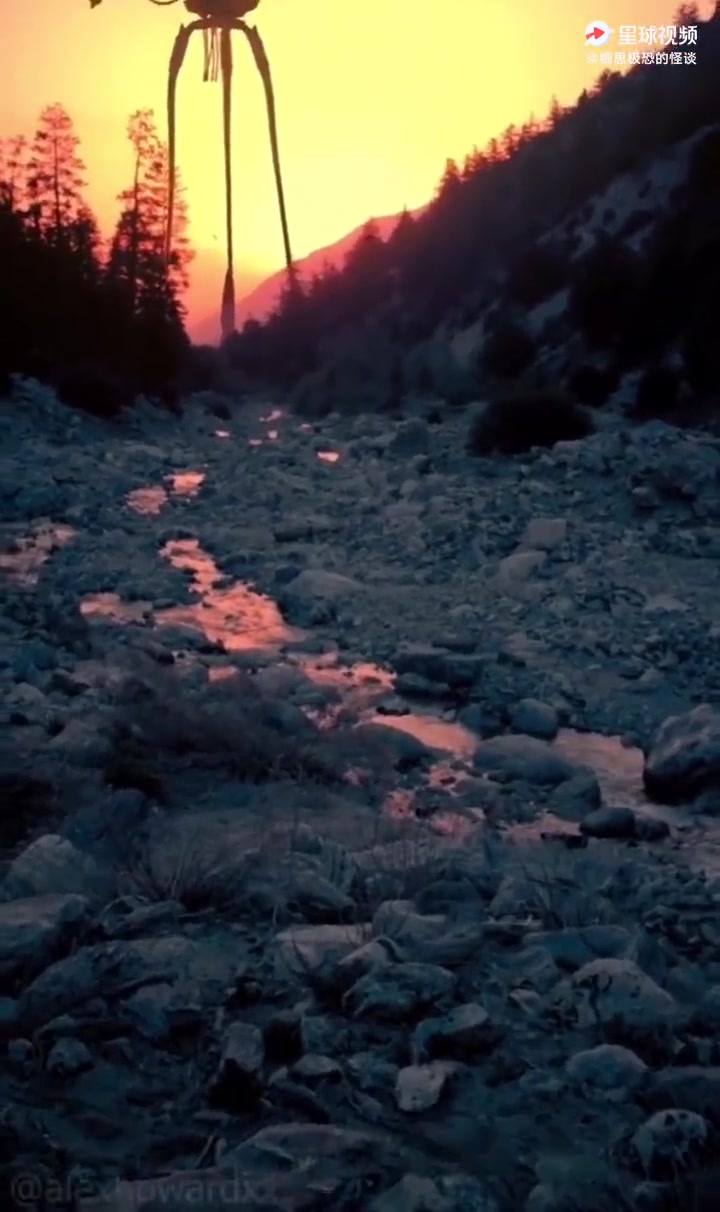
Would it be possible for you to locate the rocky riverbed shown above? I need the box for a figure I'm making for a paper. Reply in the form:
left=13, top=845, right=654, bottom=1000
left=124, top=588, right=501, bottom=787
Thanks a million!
left=1, top=378, right=720, bottom=1211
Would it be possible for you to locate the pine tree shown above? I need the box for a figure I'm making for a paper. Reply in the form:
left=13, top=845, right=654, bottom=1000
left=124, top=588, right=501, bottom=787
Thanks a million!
left=108, top=109, right=192, bottom=319
left=26, top=104, right=87, bottom=242
left=0, top=136, right=29, bottom=210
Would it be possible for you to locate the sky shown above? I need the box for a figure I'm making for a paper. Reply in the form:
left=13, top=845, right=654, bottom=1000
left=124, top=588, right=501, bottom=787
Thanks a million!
left=2, top=0, right=711, bottom=337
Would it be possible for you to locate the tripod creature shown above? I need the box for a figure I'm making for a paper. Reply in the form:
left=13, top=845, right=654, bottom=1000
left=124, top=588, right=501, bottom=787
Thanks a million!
left=90, top=0, right=295, bottom=340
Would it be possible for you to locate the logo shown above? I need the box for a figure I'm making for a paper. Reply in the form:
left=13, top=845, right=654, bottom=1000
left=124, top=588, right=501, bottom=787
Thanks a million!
left=585, top=20, right=614, bottom=46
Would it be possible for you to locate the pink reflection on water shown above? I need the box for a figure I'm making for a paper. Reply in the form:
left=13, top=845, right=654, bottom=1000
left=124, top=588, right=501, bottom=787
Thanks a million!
left=80, top=592, right=150, bottom=623
left=368, top=712, right=477, bottom=758
left=127, top=471, right=205, bottom=516
left=156, top=538, right=304, bottom=651
left=317, top=450, right=340, bottom=463
left=0, top=523, right=75, bottom=586
left=215, top=430, right=230, bottom=438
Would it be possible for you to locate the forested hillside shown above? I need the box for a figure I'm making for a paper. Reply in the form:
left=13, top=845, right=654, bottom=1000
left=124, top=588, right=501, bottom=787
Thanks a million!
left=225, top=2, right=720, bottom=427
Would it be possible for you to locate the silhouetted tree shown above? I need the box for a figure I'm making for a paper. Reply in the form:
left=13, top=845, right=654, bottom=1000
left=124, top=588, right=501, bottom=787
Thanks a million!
left=26, top=104, right=87, bottom=241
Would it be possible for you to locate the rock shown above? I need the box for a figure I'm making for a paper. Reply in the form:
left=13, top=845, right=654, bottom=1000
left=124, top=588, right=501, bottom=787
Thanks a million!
left=278, top=569, right=365, bottom=625
left=580, top=806, right=638, bottom=839
left=551, top=771, right=602, bottom=820
left=367, top=1175, right=443, bottom=1212
left=334, top=939, right=397, bottom=989
left=291, top=1054, right=342, bottom=1085
left=48, top=717, right=113, bottom=764
left=20, top=934, right=239, bottom=1028
left=510, top=699, right=559, bottom=741
left=272, top=924, right=370, bottom=979
left=120, top=980, right=204, bottom=1043
left=548, top=958, right=678, bottom=1031
left=78, top=1123, right=414, bottom=1212
left=565, top=1044, right=648, bottom=1098
left=633, top=816, right=671, bottom=842
left=46, top=1037, right=94, bottom=1078
left=343, top=962, right=455, bottom=1020
left=693, top=986, right=720, bottom=1032
left=641, top=1067, right=720, bottom=1122
left=495, top=549, right=547, bottom=590
left=387, top=420, right=430, bottom=459
left=644, top=705, right=720, bottom=803
left=5, top=834, right=114, bottom=900
left=372, top=901, right=449, bottom=948
left=208, top=1022, right=265, bottom=1110
left=412, top=1002, right=501, bottom=1061
left=352, top=722, right=435, bottom=771
left=390, top=645, right=483, bottom=690
left=519, top=518, right=567, bottom=551
left=394, top=1061, right=458, bottom=1113
left=0, top=893, right=89, bottom=983
left=632, top=1109, right=709, bottom=1180
left=473, top=734, right=586, bottom=786
left=528, top=925, right=633, bottom=972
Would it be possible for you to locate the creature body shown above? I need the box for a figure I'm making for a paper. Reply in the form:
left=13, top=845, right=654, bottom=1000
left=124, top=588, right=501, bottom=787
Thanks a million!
left=90, top=0, right=294, bottom=341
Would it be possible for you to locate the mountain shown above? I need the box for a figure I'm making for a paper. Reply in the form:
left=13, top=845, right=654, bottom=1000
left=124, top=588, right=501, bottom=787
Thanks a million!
left=224, top=8, right=720, bottom=424
left=191, top=209, right=425, bottom=345
left=237, top=211, right=421, bottom=323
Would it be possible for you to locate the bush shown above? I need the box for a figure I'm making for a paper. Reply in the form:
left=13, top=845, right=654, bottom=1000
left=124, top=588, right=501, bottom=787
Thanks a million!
left=481, top=321, right=536, bottom=378
left=687, top=128, right=720, bottom=199
left=505, top=244, right=569, bottom=308
left=629, top=366, right=681, bottom=421
left=54, top=364, right=132, bottom=418
left=569, top=238, right=641, bottom=349
left=467, top=390, right=595, bottom=455
left=566, top=363, right=619, bottom=407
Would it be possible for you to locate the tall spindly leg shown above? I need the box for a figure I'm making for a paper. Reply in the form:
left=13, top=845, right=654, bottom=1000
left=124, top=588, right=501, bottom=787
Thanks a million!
left=220, top=27, right=235, bottom=339
left=165, top=19, right=210, bottom=264
left=238, top=20, right=295, bottom=288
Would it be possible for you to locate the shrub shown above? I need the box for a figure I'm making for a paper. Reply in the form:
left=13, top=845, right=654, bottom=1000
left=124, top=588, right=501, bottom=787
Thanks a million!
left=111, top=668, right=343, bottom=788
left=629, top=366, right=681, bottom=421
left=505, top=244, right=569, bottom=308
left=467, top=390, right=595, bottom=455
left=566, top=364, right=619, bottom=407
left=481, top=321, right=536, bottom=378
left=569, top=238, right=641, bottom=349
left=687, top=128, right=720, bottom=199
left=54, top=364, right=132, bottom=418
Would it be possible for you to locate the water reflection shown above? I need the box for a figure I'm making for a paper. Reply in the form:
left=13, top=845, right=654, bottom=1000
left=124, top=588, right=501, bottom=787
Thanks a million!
left=317, top=450, right=340, bottom=463
left=156, top=538, right=304, bottom=651
left=0, top=523, right=75, bottom=586
left=127, top=471, right=205, bottom=516
left=553, top=728, right=644, bottom=807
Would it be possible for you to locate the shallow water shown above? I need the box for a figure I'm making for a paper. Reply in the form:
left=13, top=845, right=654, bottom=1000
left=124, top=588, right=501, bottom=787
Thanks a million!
left=156, top=538, right=304, bottom=651
left=0, top=523, right=75, bottom=586
left=317, top=450, right=340, bottom=464
left=126, top=470, right=205, bottom=516
left=553, top=727, right=645, bottom=807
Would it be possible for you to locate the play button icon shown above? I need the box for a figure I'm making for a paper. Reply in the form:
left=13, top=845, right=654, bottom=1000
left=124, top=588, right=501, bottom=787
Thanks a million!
left=585, top=19, right=613, bottom=46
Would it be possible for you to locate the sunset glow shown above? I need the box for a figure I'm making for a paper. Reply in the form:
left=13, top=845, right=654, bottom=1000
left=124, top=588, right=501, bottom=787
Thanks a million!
left=2, top=0, right=710, bottom=337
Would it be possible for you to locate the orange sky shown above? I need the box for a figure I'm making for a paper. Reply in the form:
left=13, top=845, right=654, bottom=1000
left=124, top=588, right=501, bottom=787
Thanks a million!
left=2, top=0, right=710, bottom=338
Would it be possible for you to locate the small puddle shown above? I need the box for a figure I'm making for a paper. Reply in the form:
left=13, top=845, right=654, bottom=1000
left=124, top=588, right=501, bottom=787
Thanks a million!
left=126, top=471, right=205, bottom=516
left=215, top=430, right=230, bottom=439
left=554, top=728, right=645, bottom=808
left=0, top=523, right=75, bottom=586
left=81, top=593, right=150, bottom=623
left=317, top=450, right=340, bottom=464
left=155, top=538, right=304, bottom=651
left=370, top=711, right=477, bottom=757
left=260, top=409, right=283, bottom=423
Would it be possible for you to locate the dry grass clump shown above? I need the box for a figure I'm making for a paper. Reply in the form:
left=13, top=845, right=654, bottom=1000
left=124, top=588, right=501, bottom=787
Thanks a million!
left=105, top=666, right=345, bottom=794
